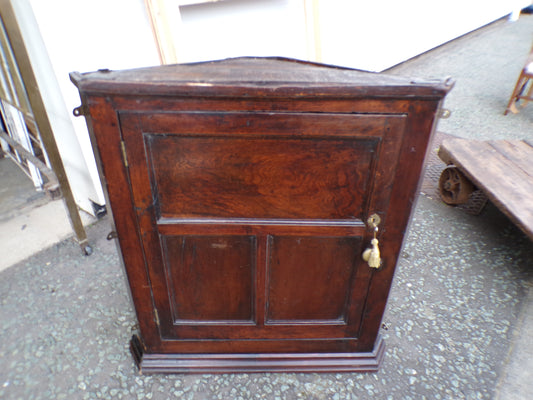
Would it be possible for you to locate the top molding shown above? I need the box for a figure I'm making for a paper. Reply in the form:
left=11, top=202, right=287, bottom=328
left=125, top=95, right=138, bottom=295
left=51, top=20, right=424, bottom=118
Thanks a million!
left=70, top=56, right=454, bottom=99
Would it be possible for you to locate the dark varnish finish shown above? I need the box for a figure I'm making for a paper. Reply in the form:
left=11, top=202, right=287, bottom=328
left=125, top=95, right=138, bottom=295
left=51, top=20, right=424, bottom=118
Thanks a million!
left=71, top=57, right=452, bottom=373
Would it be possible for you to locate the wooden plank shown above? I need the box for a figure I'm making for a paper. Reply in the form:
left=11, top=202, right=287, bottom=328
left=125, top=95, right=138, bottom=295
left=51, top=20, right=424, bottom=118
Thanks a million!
left=144, top=0, right=180, bottom=64
left=487, top=140, right=533, bottom=179
left=439, top=138, right=533, bottom=241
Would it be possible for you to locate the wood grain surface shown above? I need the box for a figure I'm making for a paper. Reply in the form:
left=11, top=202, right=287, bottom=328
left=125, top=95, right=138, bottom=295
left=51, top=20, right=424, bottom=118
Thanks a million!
left=439, top=138, right=533, bottom=240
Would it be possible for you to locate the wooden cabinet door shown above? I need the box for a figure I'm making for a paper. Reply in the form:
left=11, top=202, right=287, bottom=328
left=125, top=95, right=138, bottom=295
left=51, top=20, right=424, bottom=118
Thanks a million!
left=119, top=111, right=407, bottom=352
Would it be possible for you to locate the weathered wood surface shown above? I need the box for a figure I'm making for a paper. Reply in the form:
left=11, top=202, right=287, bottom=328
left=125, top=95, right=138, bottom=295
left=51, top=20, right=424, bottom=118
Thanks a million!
left=72, top=57, right=451, bottom=373
left=70, top=56, right=452, bottom=99
left=439, top=138, right=533, bottom=241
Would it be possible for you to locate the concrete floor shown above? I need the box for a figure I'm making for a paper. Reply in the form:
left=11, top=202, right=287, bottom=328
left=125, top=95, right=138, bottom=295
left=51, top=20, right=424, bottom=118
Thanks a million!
left=0, top=14, right=532, bottom=400
left=0, top=157, right=95, bottom=272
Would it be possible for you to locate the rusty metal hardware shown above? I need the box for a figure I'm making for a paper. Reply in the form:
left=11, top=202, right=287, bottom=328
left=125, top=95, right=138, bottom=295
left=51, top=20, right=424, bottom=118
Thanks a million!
left=107, top=231, right=118, bottom=240
left=438, top=166, right=474, bottom=205
left=72, top=105, right=86, bottom=117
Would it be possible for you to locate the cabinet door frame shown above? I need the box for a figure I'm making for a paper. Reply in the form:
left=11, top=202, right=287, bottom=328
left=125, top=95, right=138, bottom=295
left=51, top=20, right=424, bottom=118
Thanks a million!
left=118, top=109, right=408, bottom=352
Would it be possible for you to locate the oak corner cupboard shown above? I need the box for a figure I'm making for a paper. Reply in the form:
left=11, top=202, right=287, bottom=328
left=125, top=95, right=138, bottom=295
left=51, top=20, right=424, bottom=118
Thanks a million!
left=70, top=57, right=452, bottom=374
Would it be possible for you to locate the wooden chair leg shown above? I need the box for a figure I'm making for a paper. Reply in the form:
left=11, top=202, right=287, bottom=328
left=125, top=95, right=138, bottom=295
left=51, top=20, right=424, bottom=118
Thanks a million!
left=520, top=77, right=533, bottom=108
left=505, top=72, right=527, bottom=115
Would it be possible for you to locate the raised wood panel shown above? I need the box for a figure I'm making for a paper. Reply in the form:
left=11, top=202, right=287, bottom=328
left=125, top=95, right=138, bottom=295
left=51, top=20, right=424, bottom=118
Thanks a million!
left=266, top=235, right=362, bottom=323
left=156, top=224, right=368, bottom=342
left=146, top=134, right=377, bottom=220
left=162, top=235, right=256, bottom=323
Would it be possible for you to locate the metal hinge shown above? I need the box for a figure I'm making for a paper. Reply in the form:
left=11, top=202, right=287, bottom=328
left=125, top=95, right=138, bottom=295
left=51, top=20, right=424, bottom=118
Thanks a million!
left=154, top=309, right=160, bottom=326
left=120, top=140, right=129, bottom=168
left=438, top=108, right=451, bottom=119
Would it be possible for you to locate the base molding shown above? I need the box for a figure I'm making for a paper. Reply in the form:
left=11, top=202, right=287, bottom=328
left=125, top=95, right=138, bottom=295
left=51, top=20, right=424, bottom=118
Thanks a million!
left=130, top=335, right=385, bottom=374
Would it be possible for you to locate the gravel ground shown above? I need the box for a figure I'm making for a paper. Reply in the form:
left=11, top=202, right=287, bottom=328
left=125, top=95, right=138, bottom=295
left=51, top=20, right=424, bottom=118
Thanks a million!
left=0, top=196, right=531, bottom=400
left=1, top=13, right=533, bottom=400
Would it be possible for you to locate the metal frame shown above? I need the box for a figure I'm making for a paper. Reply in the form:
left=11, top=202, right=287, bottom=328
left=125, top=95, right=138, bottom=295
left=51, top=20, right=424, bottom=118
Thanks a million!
left=0, top=0, right=90, bottom=254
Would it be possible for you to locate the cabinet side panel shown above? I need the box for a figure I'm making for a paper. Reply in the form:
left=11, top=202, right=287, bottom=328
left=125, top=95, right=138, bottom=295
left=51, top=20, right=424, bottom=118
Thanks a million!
left=357, top=100, right=444, bottom=349
left=82, top=98, right=161, bottom=348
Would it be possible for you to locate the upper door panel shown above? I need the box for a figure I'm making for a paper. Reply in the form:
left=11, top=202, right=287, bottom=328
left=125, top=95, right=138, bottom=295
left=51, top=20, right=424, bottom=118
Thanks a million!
left=131, top=111, right=407, bottom=222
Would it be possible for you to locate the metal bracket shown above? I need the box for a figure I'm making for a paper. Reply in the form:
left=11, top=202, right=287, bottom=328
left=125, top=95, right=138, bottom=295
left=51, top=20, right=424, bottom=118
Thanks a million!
left=72, top=104, right=87, bottom=117
left=107, top=231, right=118, bottom=240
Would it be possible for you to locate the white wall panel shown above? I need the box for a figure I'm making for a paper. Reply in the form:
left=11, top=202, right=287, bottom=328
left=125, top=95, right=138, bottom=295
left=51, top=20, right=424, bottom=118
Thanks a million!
left=25, top=0, right=160, bottom=213
left=178, top=0, right=309, bottom=63
left=317, top=0, right=531, bottom=71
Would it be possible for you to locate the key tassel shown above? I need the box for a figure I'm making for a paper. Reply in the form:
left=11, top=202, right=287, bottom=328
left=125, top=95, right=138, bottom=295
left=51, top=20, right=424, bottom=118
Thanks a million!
left=367, top=238, right=381, bottom=269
